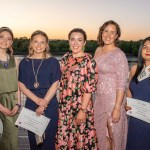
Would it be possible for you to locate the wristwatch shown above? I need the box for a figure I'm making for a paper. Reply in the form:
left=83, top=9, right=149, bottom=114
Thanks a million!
left=15, top=103, right=21, bottom=108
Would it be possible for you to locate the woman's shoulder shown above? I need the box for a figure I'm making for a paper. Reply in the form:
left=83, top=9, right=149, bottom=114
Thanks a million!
left=48, top=56, right=59, bottom=62
left=84, top=53, right=96, bottom=64
left=115, top=48, right=126, bottom=55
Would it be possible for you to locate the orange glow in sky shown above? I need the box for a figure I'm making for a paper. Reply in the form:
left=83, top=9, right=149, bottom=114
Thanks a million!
left=1, top=0, right=150, bottom=41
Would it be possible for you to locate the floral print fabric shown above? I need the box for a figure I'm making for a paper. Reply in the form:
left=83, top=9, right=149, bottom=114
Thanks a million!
left=56, top=52, right=98, bottom=150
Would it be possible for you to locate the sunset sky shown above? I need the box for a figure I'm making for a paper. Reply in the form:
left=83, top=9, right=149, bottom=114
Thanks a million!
left=1, top=0, right=150, bottom=41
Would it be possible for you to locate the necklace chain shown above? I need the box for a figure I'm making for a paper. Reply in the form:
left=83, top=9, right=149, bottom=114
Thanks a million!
left=32, top=59, right=44, bottom=88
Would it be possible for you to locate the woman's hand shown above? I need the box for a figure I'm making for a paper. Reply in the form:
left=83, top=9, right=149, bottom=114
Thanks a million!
left=37, top=98, right=48, bottom=108
left=11, top=105, right=19, bottom=116
left=35, top=106, right=45, bottom=116
left=1, top=107, right=12, bottom=116
left=124, top=102, right=131, bottom=111
left=111, top=108, right=121, bottom=123
left=75, top=110, right=86, bottom=125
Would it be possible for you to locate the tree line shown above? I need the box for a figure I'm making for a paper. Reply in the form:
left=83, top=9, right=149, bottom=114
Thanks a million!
left=13, top=37, right=141, bottom=56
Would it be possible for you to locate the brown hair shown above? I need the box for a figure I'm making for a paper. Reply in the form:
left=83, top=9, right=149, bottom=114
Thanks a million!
left=28, top=30, right=50, bottom=58
left=68, top=28, right=87, bottom=41
left=97, top=20, right=121, bottom=47
left=0, top=27, right=14, bottom=55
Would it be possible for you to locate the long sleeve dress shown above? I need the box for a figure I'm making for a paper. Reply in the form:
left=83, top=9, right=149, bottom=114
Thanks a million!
left=94, top=48, right=129, bottom=150
left=0, top=56, right=18, bottom=150
left=18, top=57, right=61, bottom=150
left=56, top=52, right=99, bottom=150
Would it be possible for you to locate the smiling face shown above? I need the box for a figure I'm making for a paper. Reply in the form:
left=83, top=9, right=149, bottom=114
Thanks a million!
left=142, top=40, right=150, bottom=64
left=0, top=31, right=13, bottom=50
left=31, top=34, right=48, bottom=56
left=69, top=32, right=86, bottom=57
left=102, top=24, right=118, bottom=46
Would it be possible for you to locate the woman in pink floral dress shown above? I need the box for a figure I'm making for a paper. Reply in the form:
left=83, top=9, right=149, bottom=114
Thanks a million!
left=94, top=20, right=129, bottom=150
left=56, top=28, right=98, bottom=149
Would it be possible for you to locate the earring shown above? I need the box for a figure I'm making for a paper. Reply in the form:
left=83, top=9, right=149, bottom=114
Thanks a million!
left=69, top=47, right=72, bottom=51
left=82, top=46, right=85, bottom=51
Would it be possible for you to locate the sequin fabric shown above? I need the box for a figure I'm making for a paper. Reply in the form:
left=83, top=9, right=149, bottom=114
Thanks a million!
left=94, top=48, right=129, bottom=150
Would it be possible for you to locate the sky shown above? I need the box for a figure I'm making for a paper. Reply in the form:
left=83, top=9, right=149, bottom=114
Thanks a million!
left=0, top=0, right=150, bottom=41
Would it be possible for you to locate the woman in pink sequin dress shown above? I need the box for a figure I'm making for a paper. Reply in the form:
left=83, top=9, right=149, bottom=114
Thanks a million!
left=94, top=20, right=129, bottom=150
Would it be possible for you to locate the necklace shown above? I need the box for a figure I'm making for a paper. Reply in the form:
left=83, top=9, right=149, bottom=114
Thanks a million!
left=32, top=59, right=44, bottom=88
left=0, top=54, right=9, bottom=68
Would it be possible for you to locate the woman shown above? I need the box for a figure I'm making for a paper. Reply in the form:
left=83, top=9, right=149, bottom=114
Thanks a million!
left=94, top=20, right=129, bottom=150
left=125, top=37, right=150, bottom=150
left=0, top=27, right=20, bottom=150
left=56, top=28, right=98, bottom=149
left=18, top=30, right=61, bottom=150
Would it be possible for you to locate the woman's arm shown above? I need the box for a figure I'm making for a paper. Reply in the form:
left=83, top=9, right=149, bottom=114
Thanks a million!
left=35, top=80, right=59, bottom=115
left=124, top=65, right=137, bottom=111
left=112, top=51, right=129, bottom=123
left=0, top=104, right=12, bottom=116
left=11, top=58, right=21, bottom=115
left=75, top=93, right=91, bottom=125
left=18, top=81, right=48, bottom=108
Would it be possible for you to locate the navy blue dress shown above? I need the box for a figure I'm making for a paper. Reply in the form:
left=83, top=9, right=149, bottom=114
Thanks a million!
left=19, top=57, right=61, bottom=150
left=126, top=78, right=150, bottom=150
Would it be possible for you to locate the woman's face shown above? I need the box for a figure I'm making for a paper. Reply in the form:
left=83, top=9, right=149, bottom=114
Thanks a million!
left=31, top=34, right=48, bottom=55
left=0, top=31, right=13, bottom=50
left=69, top=32, right=86, bottom=56
left=142, top=40, right=150, bottom=62
left=102, top=24, right=118, bottom=46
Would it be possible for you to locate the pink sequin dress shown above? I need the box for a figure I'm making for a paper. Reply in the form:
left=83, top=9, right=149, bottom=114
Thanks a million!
left=94, top=48, right=129, bottom=150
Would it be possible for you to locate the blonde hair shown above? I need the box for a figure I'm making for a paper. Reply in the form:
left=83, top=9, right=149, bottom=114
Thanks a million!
left=0, top=27, right=14, bottom=55
left=28, top=30, right=51, bottom=58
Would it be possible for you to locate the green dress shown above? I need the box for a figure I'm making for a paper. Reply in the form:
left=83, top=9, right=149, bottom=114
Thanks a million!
left=0, top=56, right=19, bottom=150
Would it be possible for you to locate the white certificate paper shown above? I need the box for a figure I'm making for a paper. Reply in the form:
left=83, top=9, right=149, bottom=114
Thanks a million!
left=15, top=107, right=50, bottom=136
left=127, top=97, right=150, bottom=124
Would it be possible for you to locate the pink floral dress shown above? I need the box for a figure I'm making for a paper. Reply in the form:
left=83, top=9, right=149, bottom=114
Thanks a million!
left=56, top=52, right=99, bottom=150
left=94, top=48, right=129, bottom=150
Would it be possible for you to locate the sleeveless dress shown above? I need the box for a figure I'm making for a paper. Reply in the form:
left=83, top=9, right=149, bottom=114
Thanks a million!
left=126, top=77, right=150, bottom=150
left=94, top=48, right=129, bottom=150
left=0, top=56, right=18, bottom=150
left=56, top=52, right=99, bottom=150
left=18, top=57, right=61, bottom=150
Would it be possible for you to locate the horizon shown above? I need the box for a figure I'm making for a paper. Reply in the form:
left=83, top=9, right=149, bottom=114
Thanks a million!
left=1, top=0, right=150, bottom=41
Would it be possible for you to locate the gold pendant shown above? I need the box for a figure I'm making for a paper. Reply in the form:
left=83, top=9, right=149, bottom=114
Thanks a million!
left=34, top=82, right=39, bottom=88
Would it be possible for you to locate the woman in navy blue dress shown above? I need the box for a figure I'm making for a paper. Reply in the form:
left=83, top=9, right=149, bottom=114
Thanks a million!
left=125, top=37, right=150, bottom=150
left=18, top=30, right=61, bottom=150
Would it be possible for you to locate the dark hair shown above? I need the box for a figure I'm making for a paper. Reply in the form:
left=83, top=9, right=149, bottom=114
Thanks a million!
left=132, top=36, right=150, bottom=83
left=0, top=27, right=14, bottom=55
left=68, top=28, right=87, bottom=41
left=97, top=20, right=121, bottom=47
left=28, top=30, right=50, bottom=58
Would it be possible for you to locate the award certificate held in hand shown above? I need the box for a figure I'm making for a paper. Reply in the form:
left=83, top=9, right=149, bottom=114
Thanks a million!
left=126, top=97, right=150, bottom=124
left=15, top=107, right=50, bottom=136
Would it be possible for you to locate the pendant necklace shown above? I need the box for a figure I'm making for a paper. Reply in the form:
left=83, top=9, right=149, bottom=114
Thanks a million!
left=32, top=59, right=44, bottom=88
left=0, top=54, right=9, bottom=68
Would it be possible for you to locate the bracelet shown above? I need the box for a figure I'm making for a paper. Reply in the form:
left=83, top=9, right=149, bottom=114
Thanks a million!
left=15, top=103, right=21, bottom=108
left=80, top=108, right=87, bottom=113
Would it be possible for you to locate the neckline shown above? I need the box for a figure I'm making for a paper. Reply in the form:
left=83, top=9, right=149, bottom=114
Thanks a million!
left=95, top=48, right=118, bottom=59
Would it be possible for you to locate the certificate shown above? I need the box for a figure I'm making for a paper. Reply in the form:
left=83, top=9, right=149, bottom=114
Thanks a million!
left=15, top=107, right=50, bottom=136
left=126, top=97, right=150, bottom=124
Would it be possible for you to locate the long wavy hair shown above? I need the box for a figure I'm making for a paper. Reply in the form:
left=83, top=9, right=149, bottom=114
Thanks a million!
left=0, top=27, right=14, bottom=55
left=28, top=30, right=50, bottom=58
left=97, top=20, right=121, bottom=47
left=132, top=37, right=150, bottom=83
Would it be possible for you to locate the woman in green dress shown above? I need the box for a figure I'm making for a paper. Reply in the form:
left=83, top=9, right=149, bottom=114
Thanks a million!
left=0, top=27, right=20, bottom=150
